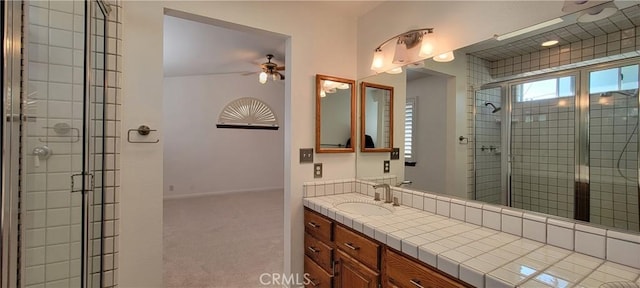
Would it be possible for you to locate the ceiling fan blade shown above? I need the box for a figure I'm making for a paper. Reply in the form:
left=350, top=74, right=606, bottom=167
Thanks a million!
left=241, top=71, right=259, bottom=76
left=276, top=66, right=285, bottom=71
left=278, top=72, right=285, bottom=80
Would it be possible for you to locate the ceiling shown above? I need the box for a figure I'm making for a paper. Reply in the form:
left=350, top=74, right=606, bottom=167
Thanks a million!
left=163, top=1, right=382, bottom=78
left=466, top=3, right=640, bottom=62
left=163, top=15, right=287, bottom=78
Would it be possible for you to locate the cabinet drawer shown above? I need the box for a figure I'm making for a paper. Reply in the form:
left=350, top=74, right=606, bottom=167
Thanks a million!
left=334, top=225, right=379, bottom=270
left=305, top=232, right=334, bottom=273
left=305, top=209, right=333, bottom=243
left=385, top=249, right=468, bottom=288
left=304, top=255, right=333, bottom=288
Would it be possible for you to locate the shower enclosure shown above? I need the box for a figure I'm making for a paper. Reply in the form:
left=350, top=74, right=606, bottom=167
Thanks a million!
left=475, top=59, right=640, bottom=232
left=2, top=1, right=110, bottom=287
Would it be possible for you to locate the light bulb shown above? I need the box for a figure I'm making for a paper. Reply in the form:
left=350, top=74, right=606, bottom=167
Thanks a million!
left=418, top=31, right=435, bottom=58
left=259, top=72, right=267, bottom=84
left=370, top=48, right=385, bottom=71
left=272, top=73, right=277, bottom=81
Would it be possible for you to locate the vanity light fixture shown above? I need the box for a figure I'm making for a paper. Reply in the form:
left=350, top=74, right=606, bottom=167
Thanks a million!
left=386, top=67, right=403, bottom=74
left=541, top=40, right=559, bottom=47
left=370, top=28, right=435, bottom=71
left=577, top=5, right=618, bottom=23
left=433, top=51, right=455, bottom=62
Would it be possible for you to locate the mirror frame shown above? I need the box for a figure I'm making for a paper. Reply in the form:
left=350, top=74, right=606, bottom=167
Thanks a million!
left=315, top=74, right=356, bottom=153
left=360, top=82, right=394, bottom=152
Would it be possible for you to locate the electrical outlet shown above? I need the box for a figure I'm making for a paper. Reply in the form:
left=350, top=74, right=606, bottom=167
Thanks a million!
left=383, top=160, right=390, bottom=173
left=390, top=148, right=400, bottom=160
left=314, top=163, right=323, bottom=178
left=300, top=148, right=314, bottom=163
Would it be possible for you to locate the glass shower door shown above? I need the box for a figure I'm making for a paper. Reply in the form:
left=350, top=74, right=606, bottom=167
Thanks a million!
left=18, top=1, right=107, bottom=287
left=588, top=63, right=640, bottom=231
left=474, top=87, right=504, bottom=205
left=509, top=75, right=577, bottom=219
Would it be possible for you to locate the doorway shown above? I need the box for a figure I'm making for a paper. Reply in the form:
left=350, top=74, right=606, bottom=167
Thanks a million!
left=161, top=12, right=286, bottom=287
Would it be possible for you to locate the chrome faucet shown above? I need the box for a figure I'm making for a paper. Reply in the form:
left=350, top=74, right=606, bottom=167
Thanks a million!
left=373, top=183, right=392, bottom=203
left=396, top=180, right=412, bottom=187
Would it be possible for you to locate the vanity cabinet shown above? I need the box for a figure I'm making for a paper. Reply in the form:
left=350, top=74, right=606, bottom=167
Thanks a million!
left=303, top=208, right=468, bottom=288
left=384, top=248, right=469, bottom=288
left=304, top=209, right=335, bottom=287
left=334, top=249, right=379, bottom=288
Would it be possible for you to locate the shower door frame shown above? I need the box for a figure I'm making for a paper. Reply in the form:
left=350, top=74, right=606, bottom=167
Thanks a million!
left=472, top=84, right=509, bottom=206
left=0, top=1, right=109, bottom=287
left=1, top=1, right=24, bottom=287
left=476, top=57, right=640, bottom=226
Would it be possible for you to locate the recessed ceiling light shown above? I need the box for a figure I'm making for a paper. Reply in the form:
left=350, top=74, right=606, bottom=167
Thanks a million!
left=542, top=40, right=559, bottom=47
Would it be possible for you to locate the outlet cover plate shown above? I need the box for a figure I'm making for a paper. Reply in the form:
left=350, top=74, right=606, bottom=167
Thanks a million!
left=390, top=148, right=400, bottom=160
left=314, top=163, right=323, bottom=178
left=300, top=148, right=314, bottom=163
left=383, top=160, right=390, bottom=173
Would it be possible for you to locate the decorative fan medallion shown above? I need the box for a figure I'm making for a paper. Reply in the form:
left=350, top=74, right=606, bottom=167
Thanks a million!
left=217, top=97, right=279, bottom=130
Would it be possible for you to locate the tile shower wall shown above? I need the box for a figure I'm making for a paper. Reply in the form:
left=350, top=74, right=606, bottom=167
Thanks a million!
left=467, top=23, right=640, bottom=230
left=474, top=88, right=502, bottom=204
left=590, top=94, right=639, bottom=231
left=92, top=1, right=122, bottom=286
left=489, top=28, right=640, bottom=80
left=467, top=55, right=495, bottom=200
left=24, top=1, right=121, bottom=287
left=511, top=97, right=575, bottom=219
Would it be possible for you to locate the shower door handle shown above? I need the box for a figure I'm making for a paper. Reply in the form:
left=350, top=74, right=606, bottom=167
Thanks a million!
left=71, top=172, right=94, bottom=193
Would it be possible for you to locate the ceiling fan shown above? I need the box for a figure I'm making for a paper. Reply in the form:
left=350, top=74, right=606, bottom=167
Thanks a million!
left=255, top=54, right=285, bottom=83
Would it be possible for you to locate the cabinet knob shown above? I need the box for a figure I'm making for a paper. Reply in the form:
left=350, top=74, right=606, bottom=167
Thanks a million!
left=307, top=221, right=320, bottom=228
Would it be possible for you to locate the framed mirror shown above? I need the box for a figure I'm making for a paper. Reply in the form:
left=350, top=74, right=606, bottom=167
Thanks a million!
left=360, top=82, right=394, bottom=152
left=315, top=74, right=356, bottom=153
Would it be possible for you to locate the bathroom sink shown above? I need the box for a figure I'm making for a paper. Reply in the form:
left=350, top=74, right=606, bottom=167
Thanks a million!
left=335, top=201, right=393, bottom=216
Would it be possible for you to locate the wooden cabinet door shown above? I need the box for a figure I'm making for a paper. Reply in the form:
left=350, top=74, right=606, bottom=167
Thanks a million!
left=334, top=249, right=379, bottom=288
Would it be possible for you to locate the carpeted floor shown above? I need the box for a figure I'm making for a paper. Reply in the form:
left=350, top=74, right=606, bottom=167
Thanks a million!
left=163, top=189, right=284, bottom=288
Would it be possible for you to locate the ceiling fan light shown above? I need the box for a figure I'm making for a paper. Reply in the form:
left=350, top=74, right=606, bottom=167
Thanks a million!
left=272, top=73, right=277, bottom=81
left=418, top=31, right=436, bottom=58
left=370, top=48, right=385, bottom=71
left=259, top=71, right=267, bottom=84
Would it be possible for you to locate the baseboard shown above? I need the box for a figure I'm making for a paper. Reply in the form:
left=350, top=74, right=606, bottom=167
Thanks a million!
left=163, top=186, right=284, bottom=200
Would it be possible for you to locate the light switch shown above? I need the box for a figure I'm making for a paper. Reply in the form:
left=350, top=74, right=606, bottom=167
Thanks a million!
left=314, top=163, right=323, bottom=178
left=390, top=148, right=400, bottom=160
left=383, top=160, right=390, bottom=173
left=300, top=148, right=314, bottom=163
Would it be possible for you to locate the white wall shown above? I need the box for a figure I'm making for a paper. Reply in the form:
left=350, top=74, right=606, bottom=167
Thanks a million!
left=405, top=74, right=448, bottom=193
left=163, top=75, right=284, bottom=198
left=121, top=1, right=358, bottom=286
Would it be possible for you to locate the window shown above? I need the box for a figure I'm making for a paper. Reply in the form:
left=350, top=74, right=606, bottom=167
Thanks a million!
left=404, top=97, right=416, bottom=163
left=514, top=76, right=575, bottom=102
left=590, top=64, right=639, bottom=94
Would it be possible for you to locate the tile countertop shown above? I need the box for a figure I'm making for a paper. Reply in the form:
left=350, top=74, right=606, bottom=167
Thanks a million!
left=303, top=193, right=640, bottom=288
